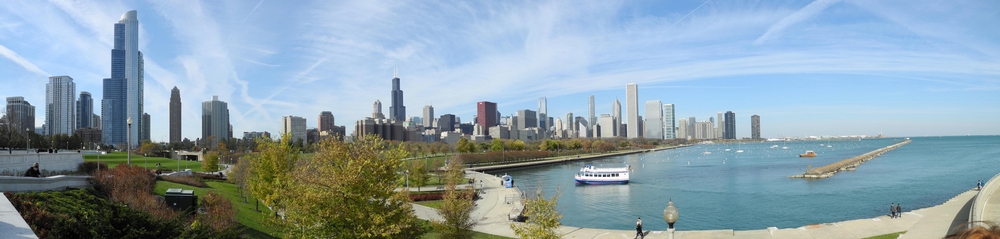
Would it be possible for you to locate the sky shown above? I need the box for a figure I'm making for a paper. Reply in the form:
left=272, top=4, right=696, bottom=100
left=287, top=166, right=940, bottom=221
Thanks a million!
left=0, top=0, right=998, bottom=141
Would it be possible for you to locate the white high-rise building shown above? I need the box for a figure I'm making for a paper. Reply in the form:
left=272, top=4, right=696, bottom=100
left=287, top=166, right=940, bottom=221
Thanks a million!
left=626, top=83, right=640, bottom=138
left=677, top=118, right=687, bottom=139
left=717, top=112, right=724, bottom=139
left=121, top=11, right=144, bottom=146
left=282, top=115, right=307, bottom=144
left=46, top=76, right=76, bottom=136
left=588, top=95, right=596, bottom=130
left=423, top=105, right=434, bottom=127
left=644, top=100, right=663, bottom=139
left=613, top=98, right=621, bottom=137
left=599, top=114, right=617, bottom=138
left=663, top=104, right=675, bottom=139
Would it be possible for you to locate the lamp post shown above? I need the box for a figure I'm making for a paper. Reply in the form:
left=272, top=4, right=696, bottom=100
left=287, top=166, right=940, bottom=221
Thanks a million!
left=405, top=169, right=409, bottom=189
left=663, top=199, right=679, bottom=239
left=26, top=128, right=30, bottom=153
left=127, top=117, right=132, bottom=166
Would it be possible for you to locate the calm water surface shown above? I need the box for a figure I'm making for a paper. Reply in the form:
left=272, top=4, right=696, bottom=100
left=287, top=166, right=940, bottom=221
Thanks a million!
left=488, top=136, right=1000, bottom=231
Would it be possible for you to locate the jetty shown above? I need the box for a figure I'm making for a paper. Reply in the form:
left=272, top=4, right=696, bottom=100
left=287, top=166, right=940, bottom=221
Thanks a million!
left=790, top=139, right=911, bottom=179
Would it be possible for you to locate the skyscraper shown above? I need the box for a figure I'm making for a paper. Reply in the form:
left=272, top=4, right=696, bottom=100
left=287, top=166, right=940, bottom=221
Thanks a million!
left=142, top=113, right=150, bottom=142
left=92, top=114, right=101, bottom=130
left=644, top=100, right=663, bottom=139
left=46, top=76, right=76, bottom=136
left=613, top=98, right=621, bottom=137
left=6, top=97, right=35, bottom=134
left=103, top=10, right=144, bottom=146
left=438, top=114, right=456, bottom=132
left=169, top=87, right=181, bottom=142
left=717, top=112, right=724, bottom=139
left=516, top=109, right=537, bottom=130
left=77, top=91, right=93, bottom=129
left=319, top=111, right=335, bottom=132
left=688, top=116, right=696, bottom=139
left=422, top=105, right=433, bottom=127
left=389, top=69, right=405, bottom=122
left=588, top=95, right=596, bottom=130
left=477, top=101, right=497, bottom=135
left=282, top=115, right=307, bottom=144
left=201, top=96, right=229, bottom=145
left=538, top=97, right=547, bottom=131
left=372, top=100, right=384, bottom=119
left=677, top=118, right=687, bottom=139
left=724, top=111, right=736, bottom=139
left=663, top=104, right=675, bottom=139
left=626, top=83, right=640, bottom=139
left=751, top=115, right=761, bottom=140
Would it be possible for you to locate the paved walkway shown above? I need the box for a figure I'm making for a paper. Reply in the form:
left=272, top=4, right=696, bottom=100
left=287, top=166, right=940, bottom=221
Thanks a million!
left=410, top=171, right=980, bottom=239
left=0, top=193, right=39, bottom=239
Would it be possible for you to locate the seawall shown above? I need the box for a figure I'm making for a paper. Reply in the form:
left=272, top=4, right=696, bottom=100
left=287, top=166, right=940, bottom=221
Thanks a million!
left=468, top=144, right=688, bottom=172
left=790, top=139, right=911, bottom=179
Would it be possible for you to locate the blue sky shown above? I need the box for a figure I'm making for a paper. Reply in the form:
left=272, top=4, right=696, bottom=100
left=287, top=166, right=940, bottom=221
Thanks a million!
left=0, top=0, right=997, bottom=140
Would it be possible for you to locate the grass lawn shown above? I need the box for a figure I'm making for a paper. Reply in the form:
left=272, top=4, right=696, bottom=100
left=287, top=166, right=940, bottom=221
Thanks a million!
left=415, top=200, right=444, bottom=209
left=863, top=231, right=905, bottom=239
left=87, top=152, right=205, bottom=172
left=154, top=180, right=278, bottom=239
left=417, top=219, right=513, bottom=239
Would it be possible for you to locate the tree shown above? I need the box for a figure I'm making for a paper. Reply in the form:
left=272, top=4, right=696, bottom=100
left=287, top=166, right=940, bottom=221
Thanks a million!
left=456, top=137, right=471, bottom=153
left=409, top=160, right=429, bottom=191
left=432, top=157, right=476, bottom=238
left=280, top=134, right=423, bottom=238
left=246, top=134, right=301, bottom=221
left=511, top=188, right=563, bottom=239
left=478, top=142, right=490, bottom=152
left=203, top=151, right=220, bottom=172
left=490, top=138, right=504, bottom=152
left=138, top=140, right=156, bottom=155
left=511, top=140, right=526, bottom=151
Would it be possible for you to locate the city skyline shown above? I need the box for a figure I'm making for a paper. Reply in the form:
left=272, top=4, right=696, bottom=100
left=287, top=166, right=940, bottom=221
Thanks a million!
left=0, top=1, right=997, bottom=140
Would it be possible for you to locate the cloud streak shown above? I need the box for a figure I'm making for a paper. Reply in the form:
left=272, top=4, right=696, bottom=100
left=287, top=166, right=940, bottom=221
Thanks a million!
left=0, top=44, right=49, bottom=76
left=753, top=0, right=841, bottom=45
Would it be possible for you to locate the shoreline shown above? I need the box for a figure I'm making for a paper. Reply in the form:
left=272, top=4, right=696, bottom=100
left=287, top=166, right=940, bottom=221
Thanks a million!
left=468, top=144, right=690, bottom=172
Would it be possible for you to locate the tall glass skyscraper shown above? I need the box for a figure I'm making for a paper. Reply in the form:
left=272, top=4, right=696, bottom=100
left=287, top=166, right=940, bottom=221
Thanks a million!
left=103, top=10, right=143, bottom=146
left=77, top=91, right=92, bottom=129
left=389, top=69, right=405, bottom=122
left=46, top=76, right=76, bottom=136
left=626, top=83, right=640, bottom=139
left=644, top=100, right=663, bottom=140
left=663, top=104, right=675, bottom=139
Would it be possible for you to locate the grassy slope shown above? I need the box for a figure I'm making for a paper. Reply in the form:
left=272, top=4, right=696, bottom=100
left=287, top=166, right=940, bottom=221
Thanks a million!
left=86, top=152, right=205, bottom=172
left=863, top=231, right=905, bottom=239
left=154, top=181, right=277, bottom=239
left=417, top=219, right=513, bottom=239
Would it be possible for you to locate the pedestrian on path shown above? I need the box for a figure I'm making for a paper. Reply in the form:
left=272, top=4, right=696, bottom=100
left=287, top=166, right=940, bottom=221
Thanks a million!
left=890, top=203, right=896, bottom=218
left=979, top=180, right=983, bottom=190
left=635, top=217, right=643, bottom=239
left=897, top=204, right=902, bottom=218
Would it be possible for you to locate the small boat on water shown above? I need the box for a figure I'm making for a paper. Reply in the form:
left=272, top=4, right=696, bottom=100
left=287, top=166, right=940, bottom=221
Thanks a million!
left=575, top=164, right=630, bottom=185
left=799, top=150, right=817, bottom=157
left=736, top=150, right=744, bottom=153
left=782, top=146, right=789, bottom=150
left=725, top=149, right=731, bottom=152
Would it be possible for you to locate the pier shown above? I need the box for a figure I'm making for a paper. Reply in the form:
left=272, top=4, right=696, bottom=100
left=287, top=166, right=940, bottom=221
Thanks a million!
left=790, top=139, right=911, bottom=179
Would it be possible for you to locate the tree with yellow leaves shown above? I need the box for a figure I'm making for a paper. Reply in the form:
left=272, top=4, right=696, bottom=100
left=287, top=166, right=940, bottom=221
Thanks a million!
left=511, top=188, right=563, bottom=239
left=431, top=157, right=476, bottom=238
left=246, top=134, right=300, bottom=223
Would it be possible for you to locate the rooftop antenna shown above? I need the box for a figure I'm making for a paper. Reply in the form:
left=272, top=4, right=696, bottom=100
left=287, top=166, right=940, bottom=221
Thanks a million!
left=394, top=67, right=398, bottom=78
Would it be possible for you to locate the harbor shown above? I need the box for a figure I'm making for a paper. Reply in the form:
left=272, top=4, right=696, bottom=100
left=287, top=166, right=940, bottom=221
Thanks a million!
left=789, top=139, right=912, bottom=179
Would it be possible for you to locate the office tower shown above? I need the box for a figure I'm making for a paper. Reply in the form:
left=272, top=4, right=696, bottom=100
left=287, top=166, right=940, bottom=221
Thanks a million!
left=102, top=10, right=144, bottom=146
left=613, top=98, right=621, bottom=137
left=5, top=97, right=35, bottom=134
left=663, top=104, right=675, bottom=139
left=282, top=115, right=307, bottom=144
left=717, top=112, right=723, bottom=139
left=516, top=109, right=537, bottom=130
left=142, top=113, right=150, bottom=141
left=201, top=96, right=230, bottom=145
left=77, top=91, right=93, bottom=129
left=102, top=76, right=126, bottom=145
left=724, top=111, right=736, bottom=139
left=626, top=83, right=640, bottom=138
left=688, top=116, right=696, bottom=139
left=92, top=114, right=101, bottom=130
left=599, top=114, right=617, bottom=138
left=677, top=118, right=687, bottom=139
left=169, top=86, right=181, bottom=142
left=319, top=111, right=335, bottom=132
left=538, top=97, right=547, bottom=129
left=389, top=69, right=405, bottom=122
left=46, top=76, right=76, bottom=136
left=477, top=101, right=497, bottom=134
left=588, top=95, right=596, bottom=130
left=438, top=114, right=456, bottom=132
left=695, top=121, right=715, bottom=139
left=751, top=115, right=761, bottom=140
left=565, top=113, right=574, bottom=131
left=422, top=105, right=433, bottom=127
left=644, top=100, right=663, bottom=139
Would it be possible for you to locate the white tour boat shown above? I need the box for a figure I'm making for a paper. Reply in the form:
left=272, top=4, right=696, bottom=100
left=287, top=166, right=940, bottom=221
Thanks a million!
left=575, top=164, right=630, bottom=185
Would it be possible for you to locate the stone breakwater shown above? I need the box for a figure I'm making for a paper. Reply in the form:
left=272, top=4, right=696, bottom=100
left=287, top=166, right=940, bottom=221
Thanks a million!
left=790, top=139, right=912, bottom=179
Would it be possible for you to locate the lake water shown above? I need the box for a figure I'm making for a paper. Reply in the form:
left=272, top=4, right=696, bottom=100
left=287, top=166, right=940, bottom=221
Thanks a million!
left=487, top=136, right=1000, bottom=231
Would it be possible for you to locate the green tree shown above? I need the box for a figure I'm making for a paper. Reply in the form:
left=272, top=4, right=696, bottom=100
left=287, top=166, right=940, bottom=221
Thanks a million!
left=409, top=160, right=429, bottom=191
left=490, top=138, right=504, bottom=152
left=246, top=134, right=301, bottom=221
left=432, top=157, right=476, bottom=238
left=203, top=151, right=220, bottom=172
left=281, top=135, right=423, bottom=238
left=511, top=188, right=563, bottom=239
left=478, top=142, right=490, bottom=152
left=456, top=137, right=471, bottom=153
left=511, top=140, right=526, bottom=151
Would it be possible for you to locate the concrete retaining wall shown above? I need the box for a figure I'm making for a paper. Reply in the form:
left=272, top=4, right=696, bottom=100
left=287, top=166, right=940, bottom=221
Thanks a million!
left=0, top=153, right=84, bottom=176
left=0, top=175, right=92, bottom=192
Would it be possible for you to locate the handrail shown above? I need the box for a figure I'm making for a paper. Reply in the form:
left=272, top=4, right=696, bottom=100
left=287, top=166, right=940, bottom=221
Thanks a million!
left=969, top=171, right=1000, bottom=228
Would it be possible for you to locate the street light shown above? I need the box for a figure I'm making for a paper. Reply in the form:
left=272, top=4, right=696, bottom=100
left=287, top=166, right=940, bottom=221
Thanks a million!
left=127, top=117, right=132, bottom=166
left=26, top=128, right=30, bottom=153
left=405, top=169, right=409, bottom=189
left=663, top=199, right=679, bottom=239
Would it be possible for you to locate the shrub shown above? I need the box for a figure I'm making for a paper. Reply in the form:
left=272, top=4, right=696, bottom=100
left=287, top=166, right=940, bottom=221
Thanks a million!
left=162, top=175, right=208, bottom=187
left=92, top=164, right=177, bottom=220
left=198, top=192, right=240, bottom=232
left=5, top=190, right=184, bottom=238
left=79, top=161, right=109, bottom=175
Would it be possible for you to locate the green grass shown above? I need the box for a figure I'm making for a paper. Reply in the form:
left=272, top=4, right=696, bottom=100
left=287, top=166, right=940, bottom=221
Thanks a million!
left=863, top=231, right=904, bottom=239
left=415, top=200, right=444, bottom=209
left=417, top=219, right=514, bottom=239
left=86, top=152, right=205, bottom=172
left=154, top=180, right=278, bottom=239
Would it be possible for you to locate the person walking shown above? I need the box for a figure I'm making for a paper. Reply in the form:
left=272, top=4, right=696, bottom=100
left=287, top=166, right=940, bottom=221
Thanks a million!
left=978, top=180, right=983, bottom=190
left=635, top=217, right=643, bottom=239
left=23, top=163, right=40, bottom=177
left=897, top=204, right=902, bottom=218
left=890, top=203, right=896, bottom=218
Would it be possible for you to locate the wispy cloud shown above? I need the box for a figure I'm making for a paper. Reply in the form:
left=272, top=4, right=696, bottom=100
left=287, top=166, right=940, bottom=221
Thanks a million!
left=753, top=0, right=841, bottom=45
left=0, top=44, right=49, bottom=76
